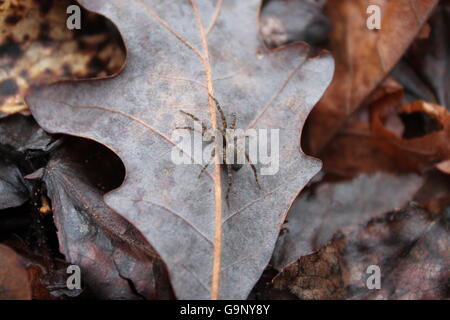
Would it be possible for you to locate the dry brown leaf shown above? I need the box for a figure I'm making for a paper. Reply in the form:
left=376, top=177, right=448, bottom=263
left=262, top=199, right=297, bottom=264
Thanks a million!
left=304, top=0, right=439, bottom=155
left=269, top=204, right=450, bottom=300
left=0, top=244, right=31, bottom=299
left=321, top=78, right=450, bottom=178
left=0, top=0, right=125, bottom=116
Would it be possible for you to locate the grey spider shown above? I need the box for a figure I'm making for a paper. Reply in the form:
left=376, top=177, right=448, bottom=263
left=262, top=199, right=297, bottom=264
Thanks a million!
left=176, top=94, right=261, bottom=203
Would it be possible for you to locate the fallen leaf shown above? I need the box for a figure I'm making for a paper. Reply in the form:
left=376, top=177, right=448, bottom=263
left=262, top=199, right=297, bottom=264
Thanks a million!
left=304, top=0, right=439, bottom=155
left=0, top=114, right=53, bottom=155
left=412, top=170, right=450, bottom=215
left=321, top=79, right=450, bottom=177
left=38, top=140, right=173, bottom=299
left=1, top=114, right=172, bottom=299
left=0, top=114, right=54, bottom=209
left=260, top=0, right=331, bottom=49
left=271, top=243, right=347, bottom=299
left=0, top=0, right=125, bottom=116
left=372, top=99, right=450, bottom=172
left=269, top=204, right=450, bottom=300
left=26, top=0, right=334, bottom=299
left=0, top=159, right=27, bottom=209
left=2, top=236, right=78, bottom=299
left=393, top=1, right=449, bottom=107
left=272, top=173, right=424, bottom=269
left=0, top=244, right=32, bottom=299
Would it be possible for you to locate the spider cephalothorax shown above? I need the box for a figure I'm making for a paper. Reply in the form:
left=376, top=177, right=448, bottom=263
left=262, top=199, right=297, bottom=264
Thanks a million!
left=176, top=94, right=261, bottom=203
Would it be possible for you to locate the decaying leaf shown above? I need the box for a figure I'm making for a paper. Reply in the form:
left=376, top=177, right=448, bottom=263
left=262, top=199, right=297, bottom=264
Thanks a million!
left=272, top=173, right=424, bottom=269
left=0, top=244, right=31, bottom=299
left=373, top=99, right=450, bottom=170
left=0, top=159, right=27, bottom=209
left=26, top=0, right=334, bottom=299
left=37, top=141, right=173, bottom=299
left=2, top=236, right=77, bottom=300
left=0, top=114, right=53, bottom=209
left=271, top=243, right=347, bottom=299
left=0, top=0, right=125, bottom=116
left=412, top=171, right=450, bottom=215
left=269, top=204, right=450, bottom=300
left=321, top=78, right=450, bottom=177
left=304, top=0, right=439, bottom=155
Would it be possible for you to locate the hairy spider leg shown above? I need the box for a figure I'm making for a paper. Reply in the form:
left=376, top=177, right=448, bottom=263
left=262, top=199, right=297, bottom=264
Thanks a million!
left=221, top=151, right=233, bottom=205
left=208, top=93, right=227, bottom=135
left=175, top=126, right=200, bottom=133
left=232, top=142, right=261, bottom=189
left=225, top=166, right=234, bottom=205
left=244, top=149, right=261, bottom=189
left=179, top=110, right=202, bottom=123
left=198, top=147, right=215, bottom=177
left=233, top=134, right=251, bottom=140
left=178, top=110, right=207, bottom=134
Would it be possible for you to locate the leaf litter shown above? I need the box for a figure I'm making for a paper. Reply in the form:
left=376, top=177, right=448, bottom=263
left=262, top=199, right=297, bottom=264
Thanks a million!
left=1, top=0, right=449, bottom=300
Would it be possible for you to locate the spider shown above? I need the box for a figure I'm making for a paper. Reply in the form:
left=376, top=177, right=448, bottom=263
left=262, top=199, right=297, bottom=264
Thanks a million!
left=176, top=94, right=261, bottom=203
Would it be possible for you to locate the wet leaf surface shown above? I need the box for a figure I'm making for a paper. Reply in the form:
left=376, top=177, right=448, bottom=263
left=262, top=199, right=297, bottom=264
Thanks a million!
left=26, top=0, right=334, bottom=299
left=0, top=0, right=125, bottom=116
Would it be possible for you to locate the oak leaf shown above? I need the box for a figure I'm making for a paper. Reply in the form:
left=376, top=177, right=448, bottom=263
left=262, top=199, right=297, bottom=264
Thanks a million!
left=27, top=0, right=334, bottom=299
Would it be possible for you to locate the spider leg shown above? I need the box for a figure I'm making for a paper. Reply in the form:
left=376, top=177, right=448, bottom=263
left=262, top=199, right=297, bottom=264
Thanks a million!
left=222, top=150, right=233, bottom=205
left=179, top=110, right=207, bottom=134
left=198, top=147, right=215, bottom=177
left=234, top=133, right=250, bottom=140
left=208, top=93, right=227, bottom=130
left=244, top=150, right=261, bottom=189
left=179, top=110, right=201, bottom=122
left=225, top=163, right=233, bottom=206
left=175, top=126, right=199, bottom=133
left=232, top=130, right=255, bottom=147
